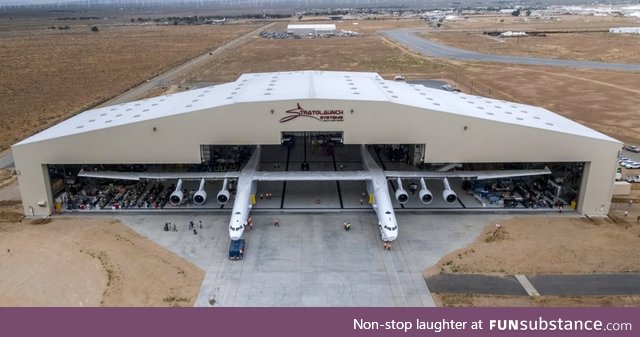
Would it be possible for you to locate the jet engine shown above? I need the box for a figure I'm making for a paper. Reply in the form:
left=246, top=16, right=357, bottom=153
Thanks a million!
left=169, top=179, right=184, bottom=206
left=442, top=177, right=457, bottom=204
left=193, top=178, right=207, bottom=205
left=418, top=178, right=433, bottom=204
left=394, top=177, right=409, bottom=204
left=217, top=178, right=230, bottom=204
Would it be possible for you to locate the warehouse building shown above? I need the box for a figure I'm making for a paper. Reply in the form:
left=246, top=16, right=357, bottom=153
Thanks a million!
left=12, top=70, right=621, bottom=217
left=287, top=24, right=336, bottom=36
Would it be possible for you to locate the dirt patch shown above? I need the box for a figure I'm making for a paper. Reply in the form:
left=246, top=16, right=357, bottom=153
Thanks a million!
left=433, top=293, right=640, bottom=307
left=0, top=215, right=204, bottom=306
left=428, top=215, right=640, bottom=276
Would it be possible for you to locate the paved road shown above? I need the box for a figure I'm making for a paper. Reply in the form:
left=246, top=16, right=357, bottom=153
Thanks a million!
left=383, top=29, right=640, bottom=72
left=426, top=273, right=640, bottom=296
left=101, top=22, right=276, bottom=106
left=427, top=274, right=528, bottom=296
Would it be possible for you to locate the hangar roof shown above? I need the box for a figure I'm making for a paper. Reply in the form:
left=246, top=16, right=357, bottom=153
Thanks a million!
left=15, top=70, right=618, bottom=146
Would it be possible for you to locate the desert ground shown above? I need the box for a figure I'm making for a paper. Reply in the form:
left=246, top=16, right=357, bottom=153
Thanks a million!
left=2, top=14, right=640, bottom=306
left=422, top=31, right=640, bottom=64
left=0, top=22, right=260, bottom=151
left=441, top=14, right=640, bottom=31
left=178, top=20, right=440, bottom=84
left=0, top=196, right=204, bottom=306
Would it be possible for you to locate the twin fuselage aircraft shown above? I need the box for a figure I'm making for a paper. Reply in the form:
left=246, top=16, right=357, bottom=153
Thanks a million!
left=78, top=145, right=550, bottom=242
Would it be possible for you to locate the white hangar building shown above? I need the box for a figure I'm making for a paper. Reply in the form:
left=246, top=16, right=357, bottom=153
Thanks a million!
left=287, top=24, right=336, bottom=36
left=12, top=70, right=621, bottom=217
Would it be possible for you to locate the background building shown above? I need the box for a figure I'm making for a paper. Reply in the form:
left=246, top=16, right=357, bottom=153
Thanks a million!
left=287, top=24, right=336, bottom=36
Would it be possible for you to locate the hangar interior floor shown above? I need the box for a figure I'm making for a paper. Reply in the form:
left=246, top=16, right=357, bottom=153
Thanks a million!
left=56, top=135, right=572, bottom=213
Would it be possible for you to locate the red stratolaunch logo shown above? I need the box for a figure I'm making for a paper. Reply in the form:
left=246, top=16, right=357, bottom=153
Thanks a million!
left=279, top=103, right=344, bottom=123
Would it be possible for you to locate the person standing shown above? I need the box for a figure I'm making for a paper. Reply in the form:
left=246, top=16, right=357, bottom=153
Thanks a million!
left=274, top=218, right=279, bottom=227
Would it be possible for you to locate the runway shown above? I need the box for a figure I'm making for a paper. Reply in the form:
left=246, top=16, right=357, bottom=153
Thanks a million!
left=383, top=29, right=640, bottom=72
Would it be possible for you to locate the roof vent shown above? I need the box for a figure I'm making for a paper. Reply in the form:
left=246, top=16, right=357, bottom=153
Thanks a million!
left=264, top=93, right=271, bottom=96
left=110, top=108, right=116, bottom=111
left=186, top=104, right=192, bottom=107
left=494, top=106, right=502, bottom=109
left=143, top=109, right=149, bottom=112
left=76, top=125, right=84, bottom=129
left=546, top=122, right=554, bottom=126
left=115, top=114, right=122, bottom=117
left=134, top=103, right=140, bottom=106
left=89, top=119, right=96, bottom=122
left=533, top=116, right=541, bottom=120
left=486, top=112, right=494, bottom=115
left=516, top=117, right=524, bottom=121
left=505, top=111, right=512, bottom=115
left=520, top=110, right=528, bottom=113
left=392, top=95, right=398, bottom=98
left=125, top=108, right=132, bottom=111
left=433, top=103, right=441, bottom=106
left=133, top=114, right=141, bottom=118
left=353, top=92, right=360, bottom=95
left=477, top=106, right=484, bottom=110
left=105, top=120, right=112, bottom=123
left=152, top=103, right=158, bottom=106
left=100, top=113, right=107, bottom=116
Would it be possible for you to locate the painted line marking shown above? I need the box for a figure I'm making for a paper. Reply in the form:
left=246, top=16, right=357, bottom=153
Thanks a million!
left=515, top=274, right=540, bottom=296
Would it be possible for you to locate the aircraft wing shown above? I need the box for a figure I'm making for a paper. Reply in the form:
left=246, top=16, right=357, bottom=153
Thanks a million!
left=252, top=170, right=372, bottom=181
left=384, top=167, right=551, bottom=180
left=77, top=170, right=240, bottom=181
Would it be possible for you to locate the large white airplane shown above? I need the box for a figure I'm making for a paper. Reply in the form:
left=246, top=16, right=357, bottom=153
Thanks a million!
left=78, top=145, right=550, bottom=242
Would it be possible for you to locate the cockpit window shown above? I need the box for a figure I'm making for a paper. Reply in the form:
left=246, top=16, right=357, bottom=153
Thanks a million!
left=385, top=211, right=391, bottom=214
left=235, top=212, right=241, bottom=215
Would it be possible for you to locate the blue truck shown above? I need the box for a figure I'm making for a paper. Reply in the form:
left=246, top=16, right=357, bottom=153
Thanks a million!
left=229, top=239, right=245, bottom=260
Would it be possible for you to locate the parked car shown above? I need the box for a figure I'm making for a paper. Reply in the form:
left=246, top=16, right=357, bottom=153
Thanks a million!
left=627, top=175, right=640, bottom=183
left=624, top=145, right=640, bottom=153
left=394, top=75, right=405, bottom=80
left=625, top=163, right=640, bottom=169
left=440, top=84, right=460, bottom=92
left=229, top=239, right=245, bottom=260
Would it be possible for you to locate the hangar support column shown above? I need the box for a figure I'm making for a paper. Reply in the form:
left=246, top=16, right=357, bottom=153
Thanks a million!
left=13, top=155, right=54, bottom=217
